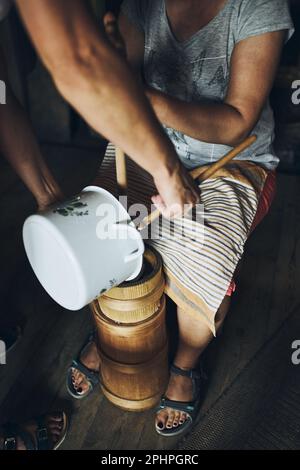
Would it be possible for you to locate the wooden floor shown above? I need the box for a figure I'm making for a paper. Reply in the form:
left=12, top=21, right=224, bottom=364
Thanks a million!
left=0, top=145, right=299, bottom=450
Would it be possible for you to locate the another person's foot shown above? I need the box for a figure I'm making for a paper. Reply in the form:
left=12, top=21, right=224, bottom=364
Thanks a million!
left=67, top=338, right=101, bottom=399
left=0, top=412, right=68, bottom=450
left=155, top=364, right=207, bottom=436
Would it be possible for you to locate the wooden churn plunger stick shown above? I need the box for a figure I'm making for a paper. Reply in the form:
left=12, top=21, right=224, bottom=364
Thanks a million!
left=115, top=147, right=128, bottom=196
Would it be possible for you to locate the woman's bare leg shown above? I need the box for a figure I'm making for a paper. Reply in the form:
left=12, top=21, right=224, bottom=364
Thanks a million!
left=156, top=295, right=231, bottom=430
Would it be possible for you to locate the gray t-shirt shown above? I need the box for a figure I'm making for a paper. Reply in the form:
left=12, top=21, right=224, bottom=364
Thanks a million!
left=0, top=0, right=11, bottom=21
left=122, top=0, right=294, bottom=170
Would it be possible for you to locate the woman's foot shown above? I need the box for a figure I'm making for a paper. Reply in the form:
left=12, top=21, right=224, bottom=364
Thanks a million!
left=156, top=369, right=194, bottom=431
left=0, top=412, right=67, bottom=450
left=71, top=341, right=101, bottom=396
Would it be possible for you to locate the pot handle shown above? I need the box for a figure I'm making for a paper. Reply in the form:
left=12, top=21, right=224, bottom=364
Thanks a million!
left=111, top=223, right=145, bottom=264
left=122, top=224, right=145, bottom=264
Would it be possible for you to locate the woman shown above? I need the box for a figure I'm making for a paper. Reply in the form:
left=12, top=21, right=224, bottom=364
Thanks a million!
left=70, top=0, right=294, bottom=436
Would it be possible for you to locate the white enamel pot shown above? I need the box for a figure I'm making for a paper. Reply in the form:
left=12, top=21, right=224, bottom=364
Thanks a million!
left=22, top=186, right=145, bottom=311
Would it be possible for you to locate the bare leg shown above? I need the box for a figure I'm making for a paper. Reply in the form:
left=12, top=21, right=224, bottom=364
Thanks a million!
left=156, top=295, right=231, bottom=431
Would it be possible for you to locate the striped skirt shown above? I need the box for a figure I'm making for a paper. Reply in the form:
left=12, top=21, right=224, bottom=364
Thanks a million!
left=95, top=144, right=271, bottom=334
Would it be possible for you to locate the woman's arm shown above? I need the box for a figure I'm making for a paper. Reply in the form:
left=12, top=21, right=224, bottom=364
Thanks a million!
left=145, top=31, right=286, bottom=147
left=118, top=12, right=145, bottom=74
left=119, top=11, right=285, bottom=147
left=0, top=48, right=63, bottom=209
left=16, top=0, right=200, bottom=217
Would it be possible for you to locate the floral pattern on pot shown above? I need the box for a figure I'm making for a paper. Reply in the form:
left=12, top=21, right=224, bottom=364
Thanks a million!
left=95, top=279, right=118, bottom=299
left=54, top=196, right=89, bottom=217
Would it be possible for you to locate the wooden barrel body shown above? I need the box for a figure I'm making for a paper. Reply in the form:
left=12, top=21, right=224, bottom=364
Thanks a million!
left=92, top=295, right=166, bottom=364
left=99, top=345, right=169, bottom=412
left=91, top=247, right=168, bottom=411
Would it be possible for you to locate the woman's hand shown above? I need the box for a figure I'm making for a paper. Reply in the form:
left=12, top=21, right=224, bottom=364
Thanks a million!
left=153, top=162, right=200, bottom=219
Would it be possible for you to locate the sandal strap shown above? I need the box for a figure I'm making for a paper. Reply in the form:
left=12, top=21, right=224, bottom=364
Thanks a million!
left=3, top=424, right=36, bottom=451
left=170, top=364, right=202, bottom=380
left=158, top=397, right=195, bottom=416
left=170, top=363, right=207, bottom=402
left=35, top=417, right=50, bottom=450
left=71, top=360, right=100, bottom=386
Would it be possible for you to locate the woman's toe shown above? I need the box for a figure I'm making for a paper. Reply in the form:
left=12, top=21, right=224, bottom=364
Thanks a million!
left=72, top=371, right=88, bottom=393
left=50, top=414, right=63, bottom=422
left=71, top=369, right=80, bottom=385
left=78, top=380, right=90, bottom=394
left=179, top=412, right=187, bottom=425
left=49, top=423, right=63, bottom=434
left=47, top=415, right=65, bottom=445
left=173, top=411, right=181, bottom=427
left=50, top=429, right=61, bottom=440
left=48, top=416, right=62, bottom=427
left=50, top=429, right=60, bottom=444
left=166, top=410, right=175, bottom=429
left=156, top=410, right=168, bottom=430
left=73, top=369, right=84, bottom=380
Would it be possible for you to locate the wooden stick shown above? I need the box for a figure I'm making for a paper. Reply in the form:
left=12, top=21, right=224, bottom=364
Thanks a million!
left=115, top=147, right=128, bottom=195
left=137, top=135, right=257, bottom=231
left=190, top=135, right=257, bottom=181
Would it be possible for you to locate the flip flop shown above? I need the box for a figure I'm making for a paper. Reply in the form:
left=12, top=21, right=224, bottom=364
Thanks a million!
left=155, top=364, right=207, bottom=437
left=2, top=411, right=68, bottom=451
left=66, top=332, right=100, bottom=400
